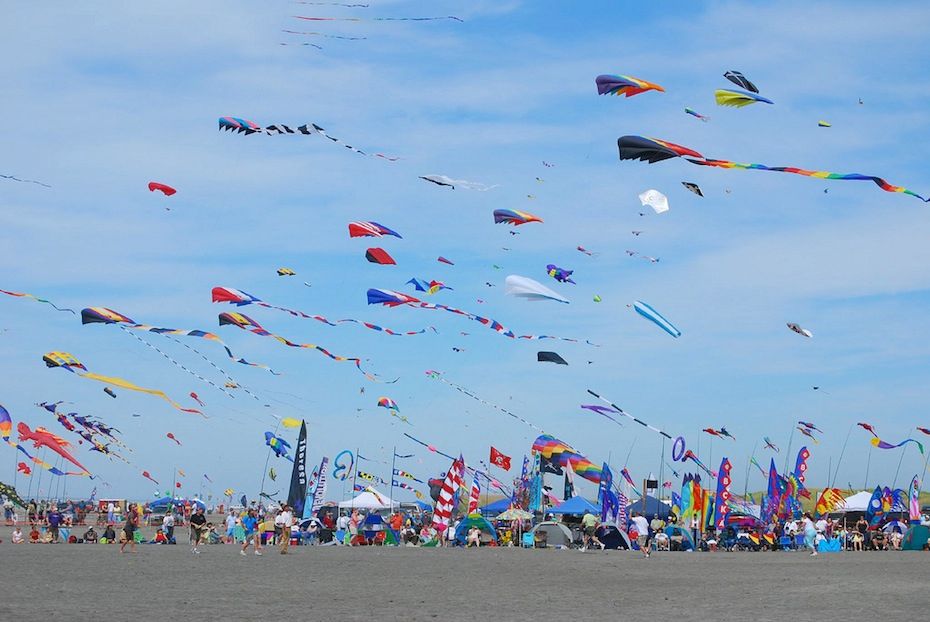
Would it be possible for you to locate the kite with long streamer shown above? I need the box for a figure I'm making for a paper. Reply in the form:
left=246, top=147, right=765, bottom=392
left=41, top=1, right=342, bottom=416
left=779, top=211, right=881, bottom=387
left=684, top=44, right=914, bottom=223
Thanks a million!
left=219, top=117, right=398, bottom=161
left=1, top=288, right=74, bottom=314
left=42, top=352, right=203, bottom=416
left=426, top=370, right=543, bottom=432
left=293, top=14, right=462, bottom=22
left=212, top=286, right=431, bottom=336
left=871, top=436, right=924, bottom=454
left=585, top=389, right=673, bottom=439
left=368, top=289, right=582, bottom=342
left=217, top=312, right=391, bottom=382
left=579, top=404, right=624, bottom=428
left=682, top=450, right=715, bottom=478
left=617, top=135, right=929, bottom=201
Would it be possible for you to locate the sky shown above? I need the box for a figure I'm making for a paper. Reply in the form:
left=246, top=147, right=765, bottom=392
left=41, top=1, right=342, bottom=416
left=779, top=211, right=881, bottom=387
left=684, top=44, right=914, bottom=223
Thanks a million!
left=2, top=0, right=930, bottom=504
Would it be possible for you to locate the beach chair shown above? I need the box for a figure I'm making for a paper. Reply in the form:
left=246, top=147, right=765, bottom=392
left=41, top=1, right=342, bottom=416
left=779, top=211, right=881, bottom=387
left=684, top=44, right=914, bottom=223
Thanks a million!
left=779, top=536, right=793, bottom=550
left=521, top=532, right=535, bottom=548
left=794, top=534, right=805, bottom=549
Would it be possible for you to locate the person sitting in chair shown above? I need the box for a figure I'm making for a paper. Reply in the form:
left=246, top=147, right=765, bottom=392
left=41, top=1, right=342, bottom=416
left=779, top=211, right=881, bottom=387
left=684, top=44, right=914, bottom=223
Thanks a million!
left=466, top=526, right=482, bottom=548
left=83, top=526, right=98, bottom=543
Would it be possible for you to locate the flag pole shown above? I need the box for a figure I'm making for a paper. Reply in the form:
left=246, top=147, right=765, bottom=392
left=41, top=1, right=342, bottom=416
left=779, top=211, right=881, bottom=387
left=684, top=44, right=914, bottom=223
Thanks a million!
left=831, top=423, right=854, bottom=489
left=390, top=446, right=396, bottom=512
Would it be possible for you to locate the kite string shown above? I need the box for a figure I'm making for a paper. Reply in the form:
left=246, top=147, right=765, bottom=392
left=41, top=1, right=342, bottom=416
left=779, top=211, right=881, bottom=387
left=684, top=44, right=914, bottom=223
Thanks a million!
left=161, top=335, right=267, bottom=404
left=426, top=371, right=544, bottom=432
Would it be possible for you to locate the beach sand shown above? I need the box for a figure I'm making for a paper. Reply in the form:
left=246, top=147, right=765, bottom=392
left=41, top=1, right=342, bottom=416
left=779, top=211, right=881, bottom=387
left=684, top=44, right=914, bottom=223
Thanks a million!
left=0, top=545, right=924, bottom=621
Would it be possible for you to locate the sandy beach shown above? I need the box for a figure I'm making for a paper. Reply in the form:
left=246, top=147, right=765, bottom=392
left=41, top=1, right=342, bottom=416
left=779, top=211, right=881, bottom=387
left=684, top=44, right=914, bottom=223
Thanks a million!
left=0, top=545, right=924, bottom=621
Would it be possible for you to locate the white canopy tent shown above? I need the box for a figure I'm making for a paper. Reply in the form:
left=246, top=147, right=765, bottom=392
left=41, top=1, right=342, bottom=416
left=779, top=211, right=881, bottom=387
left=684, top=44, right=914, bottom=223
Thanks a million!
left=840, top=491, right=873, bottom=512
left=338, top=488, right=397, bottom=510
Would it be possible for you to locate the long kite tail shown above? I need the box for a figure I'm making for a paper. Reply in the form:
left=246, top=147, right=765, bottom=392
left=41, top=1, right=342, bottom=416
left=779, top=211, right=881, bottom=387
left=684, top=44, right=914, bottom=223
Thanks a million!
left=586, top=389, right=672, bottom=439
left=0, top=289, right=75, bottom=314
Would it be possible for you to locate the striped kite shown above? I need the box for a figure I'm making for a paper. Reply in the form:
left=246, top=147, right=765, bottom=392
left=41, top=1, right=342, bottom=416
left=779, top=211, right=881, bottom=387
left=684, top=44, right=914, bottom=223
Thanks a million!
left=595, top=74, right=665, bottom=98
left=493, top=209, right=542, bottom=226
left=633, top=300, right=681, bottom=338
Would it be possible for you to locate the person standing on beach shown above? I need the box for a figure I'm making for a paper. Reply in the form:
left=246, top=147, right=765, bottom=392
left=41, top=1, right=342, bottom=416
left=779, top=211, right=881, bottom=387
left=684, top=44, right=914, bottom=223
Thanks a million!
left=106, top=501, right=115, bottom=525
left=276, top=504, right=294, bottom=554
left=225, top=510, right=237, bottom=543
left=240, top=508, right=262, bottom=556
left=119, top=504, right=138, bottom=554
left=47, top=506, right=62, bottom=543
left=631, top=512, right=651, bottom=558
left=189, top=506, right=207, bottom=554
left=801, top=512, right=818, bottom=556
left=162, top=510, right=175, bottom=543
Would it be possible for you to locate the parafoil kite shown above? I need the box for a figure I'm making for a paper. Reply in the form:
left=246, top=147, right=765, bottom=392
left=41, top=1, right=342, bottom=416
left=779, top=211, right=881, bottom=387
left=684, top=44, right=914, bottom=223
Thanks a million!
left=537, top=351, right=568, bottom=365
left=723, top=70, right=759, bottom=93
left=682, top=182, right=703, bottom=197
left=818, top=121, right=832, bottom=128
left=377, top=396, right=398, bottom=410
left=280, top=417, right=302, bottom=428
left=787, top=323, right=812, bottom=338
left=103, top=387, right=117, bottom=399
left=277, top=267, right=296, bottom=276
left=218, top=312, right=388, bottom=381
left=493, top=209, right=542, bottom=226
left=595, top=74, right=665, bottom=98
left=617, top=135, right=929, bottom=201
left=147, top=182, right=176, bottom=196
left=368, top=289, right=580, bottom=341
left=219, top=117, right=398, bottom=161
left=546, top=264, right=575, bottom=284
left=633, top=300, right=681, bottom=338
left=348, top=221, right=402, bottom=238
left=504, top=275, right=569, bottom=303
left=212, top=286, right=429, bottom=336
left=684, top=107, right=709, bottom=122
left=0, top=289, right=74, bottom=314
left=365, top=247, right=396, bottom=265
left=419, top=175, right=496, bottom=191
left=638, top=189, right=669, bottom=214
left=43, top=351, right=203, bottom=416
left=265, top=431, right=293, bottom=461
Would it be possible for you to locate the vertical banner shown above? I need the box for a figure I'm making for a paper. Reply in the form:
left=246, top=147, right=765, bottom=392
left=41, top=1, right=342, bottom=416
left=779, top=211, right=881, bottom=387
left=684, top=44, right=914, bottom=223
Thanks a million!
left=307, top=457, right=329, bottom=518
left=287, top=420, right=308, bottom=517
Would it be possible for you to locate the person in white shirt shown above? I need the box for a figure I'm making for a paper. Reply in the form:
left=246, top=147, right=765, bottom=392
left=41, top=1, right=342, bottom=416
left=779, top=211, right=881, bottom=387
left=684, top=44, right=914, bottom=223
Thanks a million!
left=225, top=511, right=237, bottom=543
left=630, top=512, right=651, bottom=558
left=337, top=513, right=349, bottom=532
left=162, top=512, right=175, bottom=543
left=786, top=519, right=798, bottom=536
left=106, top=502, right=116, bottom=524
left=275, top=505, right=294, bottom=554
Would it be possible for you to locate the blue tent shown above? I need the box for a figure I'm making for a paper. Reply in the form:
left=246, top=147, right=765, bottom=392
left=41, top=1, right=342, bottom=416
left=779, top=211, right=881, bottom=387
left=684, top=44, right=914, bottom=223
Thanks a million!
left=479, top=498, right=512, bottom=514
left=548, top=496, right=600, bottom=515
left=626, top=495, right=671, bottom=519
left=454, top=514, right=498, bottom=544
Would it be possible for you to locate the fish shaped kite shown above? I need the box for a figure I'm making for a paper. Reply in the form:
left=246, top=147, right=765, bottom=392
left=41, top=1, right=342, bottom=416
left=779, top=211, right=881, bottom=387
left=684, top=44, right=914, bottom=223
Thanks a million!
left=142, top=471, right=159, bottom=485
left=617, top=135, right=929, bottom=201
left=43, top=351, right=203, bottom=416
left=493, top=209, right=542, bottom=226
left=595, top=74, right=665, bottom=98
left=798, top=421, right=822, bottom=433
left=219, top=117, right=398, bottom=161
left=189, top=392, right=204, bottom=407
left=546, top=264, right=575, bottom=284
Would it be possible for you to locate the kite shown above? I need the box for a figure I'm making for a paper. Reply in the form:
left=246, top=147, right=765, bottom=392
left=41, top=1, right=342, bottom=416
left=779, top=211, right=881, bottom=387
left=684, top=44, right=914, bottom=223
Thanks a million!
left=595, top=74, right=665, bottom=98
left=142, top=471, right=159, bottom=485
left=212, top=286, right=430, bottom=336
left=368, top=289, right=581, bottom=341
left=147, top=182, right=176, bottom=196
left=219, top=117, right=399, bottom=161
left=17, top=423, right=90, bottom=474
left=537, top=351, right=567, bottom=365
left=218, top=312, right=388, bottom=382
left=1, top=173, right=51, bottom=188
left=858, top=422, right=878, bottom=436
left=80, top=306, right=275, bottom=374
left=293, top=14, right=462, bottom=22
left=406, top=278, right=451, bottom=295
left=377, top=397, right=398, bottom=411
left=719, top=427, right=736, bottom=441
left=617, top=135, right=929, bottom=201
left=818, top=121, right=832, bottom=128
left=348, top=221, right=402, bottom=238
left=103, top=387, right=117, bottom=399
left=281, top=29, right=367, bottom=40
left=0, top=289, right=75, bottom=314
left=493, top=209, right=542, bottom=226
left=43, top=351, right=203, bottom=416
left=715, top=89, right=773, bottom=107
left=580, top=404, right=624, bottom=428
left=532, top=434, right=602, bottom=483
left=586, top=389, right=673, bottom=439
left=798, top=421, right=822, bottom=433
left=427, top=371, right=543, bottom=432
left=418, top=175, right=496, bottom=191
left=633, top=300, right=681, bottom=338
left=593, top=295, right=602, bottom=303
left=265, top=431, right=293, bottom=461
left=3, top=406, right=86, bottom=477
left=638, top=189, right=669, bottom=214
left=365, top=247, right=396, bottom=265
left=505, top=275, right=569, bottom=304
left=815, top=488, right=844, bottom=517
left=682, top=182, right=703, bottom=197
left=189, top=392, right=204, bottom=407
left=269, top=467, right=277, bottom=481
left=577, top=246, right=596, bottom=256
left=546, top=265, right=575, bottom=284
left=683, top=450, right=716, bottom=478
left=870, top=437, right=924, bottom=454
left=723, top=70, right=759, bottom=93
left=763, top=437, right=779, bottom=452
left=277, top=267, right=296, bottom=276
left=333, top=450, right=354, bottom=481
left=796, top=426, right=820, bottom=444
left=16, top=462, right=31, bottom=476
left=787, top=323, right=813, bottom=338
left=684, top=107, right=709, bottom=122
left=437, top=256, right=454, bottom=265
left=280, top=417, right=302, bottom=428
left=917, top=427, right=930, bottom=436
left=166, top=433, right=181, bottom=445
left=703, top=428, right=724, bottom=438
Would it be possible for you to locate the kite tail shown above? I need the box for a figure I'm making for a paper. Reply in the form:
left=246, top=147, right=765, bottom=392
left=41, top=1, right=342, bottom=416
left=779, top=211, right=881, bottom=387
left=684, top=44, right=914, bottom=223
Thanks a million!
left=0, top=289, right=75, bottom=314
left=77, top=370, right=204, bottom=417
left=164, top=336, right=267, bottom=404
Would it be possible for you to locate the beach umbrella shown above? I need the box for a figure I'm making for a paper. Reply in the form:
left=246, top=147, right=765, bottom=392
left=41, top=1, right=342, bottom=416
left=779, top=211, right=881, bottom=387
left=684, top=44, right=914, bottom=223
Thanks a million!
left=496, top=508, right=534, bottom=521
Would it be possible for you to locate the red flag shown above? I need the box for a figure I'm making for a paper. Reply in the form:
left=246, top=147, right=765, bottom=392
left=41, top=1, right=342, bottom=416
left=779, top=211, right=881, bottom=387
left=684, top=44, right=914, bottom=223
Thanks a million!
left=489, top=446, right=511, bottom=471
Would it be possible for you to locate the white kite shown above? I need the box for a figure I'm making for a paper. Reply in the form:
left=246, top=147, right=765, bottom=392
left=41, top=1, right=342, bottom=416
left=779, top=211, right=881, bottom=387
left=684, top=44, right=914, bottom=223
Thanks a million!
left=504, top=275, right=570, bottom=304
left=787, top=323, right=813, bottom=338
left=638, top=189, right=669, bottom=214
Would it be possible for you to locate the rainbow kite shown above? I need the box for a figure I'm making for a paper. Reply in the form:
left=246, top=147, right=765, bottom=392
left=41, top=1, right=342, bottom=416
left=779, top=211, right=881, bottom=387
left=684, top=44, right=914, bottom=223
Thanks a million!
left=531, top=434, right=602, bottom=484
left=1, top=289, right=74, bottom=314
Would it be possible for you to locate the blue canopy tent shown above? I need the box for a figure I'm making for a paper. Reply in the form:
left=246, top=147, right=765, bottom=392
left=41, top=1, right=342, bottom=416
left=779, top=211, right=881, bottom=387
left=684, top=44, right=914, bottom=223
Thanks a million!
left=479, top=498, right=512, bottom=514
left=149, top=497, right=206, bottom=512
left=548, top=496, right=600, bottom=515
left=626, top=495, right=671, bottom=519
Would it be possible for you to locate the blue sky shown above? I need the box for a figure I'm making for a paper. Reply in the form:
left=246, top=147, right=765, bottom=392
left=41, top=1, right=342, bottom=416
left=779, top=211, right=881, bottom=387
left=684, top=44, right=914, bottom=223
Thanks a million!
left=3, top=0, right=930, bottom=502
